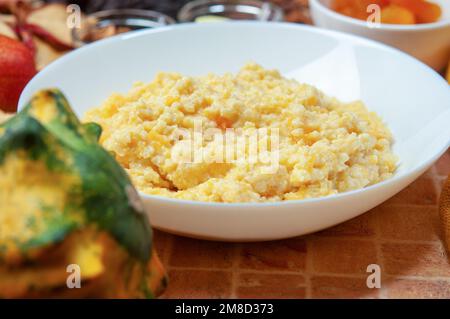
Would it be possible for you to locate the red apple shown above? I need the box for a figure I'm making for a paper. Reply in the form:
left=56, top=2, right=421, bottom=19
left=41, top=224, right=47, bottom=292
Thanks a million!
left=0, top=34, right=36, bottom=112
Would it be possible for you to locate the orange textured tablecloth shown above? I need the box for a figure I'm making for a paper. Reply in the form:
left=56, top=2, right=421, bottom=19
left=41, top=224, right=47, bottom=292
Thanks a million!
left=153, top=149, right=450, bottom=299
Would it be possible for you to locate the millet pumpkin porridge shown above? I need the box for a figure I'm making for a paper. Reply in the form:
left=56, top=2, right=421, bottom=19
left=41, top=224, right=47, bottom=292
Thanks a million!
left=84, top=63, right=397, bottom=203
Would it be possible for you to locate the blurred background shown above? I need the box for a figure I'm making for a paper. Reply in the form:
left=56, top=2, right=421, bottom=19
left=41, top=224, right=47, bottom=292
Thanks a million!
left=44, top=0, right=311, bottom=23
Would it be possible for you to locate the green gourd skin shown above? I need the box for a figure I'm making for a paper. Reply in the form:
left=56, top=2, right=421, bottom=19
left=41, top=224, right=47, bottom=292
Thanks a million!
left=0, top=89, right=165, bottom=298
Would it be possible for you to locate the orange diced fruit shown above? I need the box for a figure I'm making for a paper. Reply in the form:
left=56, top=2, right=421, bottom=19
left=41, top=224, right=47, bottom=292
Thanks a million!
left=331, top=0, right=353, bottom=10
left=416, top=1, right=441, bottom=23
left=389, top=0, right=424, bottom=12
left=381, top=4, right=416, bottom=25
left=336, top=6, right=362, bottom=19
left=390, top=0, right=442, bottom=23
left=333, top=1, right=370, bottom=20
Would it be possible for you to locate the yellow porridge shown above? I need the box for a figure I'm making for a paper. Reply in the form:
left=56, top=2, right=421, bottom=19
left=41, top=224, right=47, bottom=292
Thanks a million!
left=84, top=64, right=397, bottom=203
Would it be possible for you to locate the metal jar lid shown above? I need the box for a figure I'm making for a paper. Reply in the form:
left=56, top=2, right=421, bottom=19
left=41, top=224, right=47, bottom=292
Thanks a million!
left=178, top=0, right=284, bottom=22
left=72, top=9, right=176, bottom=47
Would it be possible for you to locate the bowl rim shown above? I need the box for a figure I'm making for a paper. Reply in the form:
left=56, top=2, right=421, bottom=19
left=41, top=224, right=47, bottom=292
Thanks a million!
left=20, top=22, right=450, bottom=208
left=309, top=0, right=450, bottom=31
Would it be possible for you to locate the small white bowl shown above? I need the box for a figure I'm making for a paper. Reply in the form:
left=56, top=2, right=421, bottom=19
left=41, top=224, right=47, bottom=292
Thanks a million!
left=310, top=0, right=450, bottom=71
left=20, top=22, right=450, bottom=241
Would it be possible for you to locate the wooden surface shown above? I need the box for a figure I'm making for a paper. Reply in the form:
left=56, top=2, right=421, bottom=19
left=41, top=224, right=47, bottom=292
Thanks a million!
left=154, top=150, right=450, bottom=299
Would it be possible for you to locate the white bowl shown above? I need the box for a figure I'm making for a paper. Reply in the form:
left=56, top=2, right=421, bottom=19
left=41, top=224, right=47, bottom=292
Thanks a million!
left=19, top=22, right=450, bottom=241
left=310, top=0, right=450, bottom=71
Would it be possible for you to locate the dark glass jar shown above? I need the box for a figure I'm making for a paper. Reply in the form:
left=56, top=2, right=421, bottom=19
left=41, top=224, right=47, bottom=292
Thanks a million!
left=178, top=0, right=284, bottom=22
left=72, top=9, right=176, bottom=47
